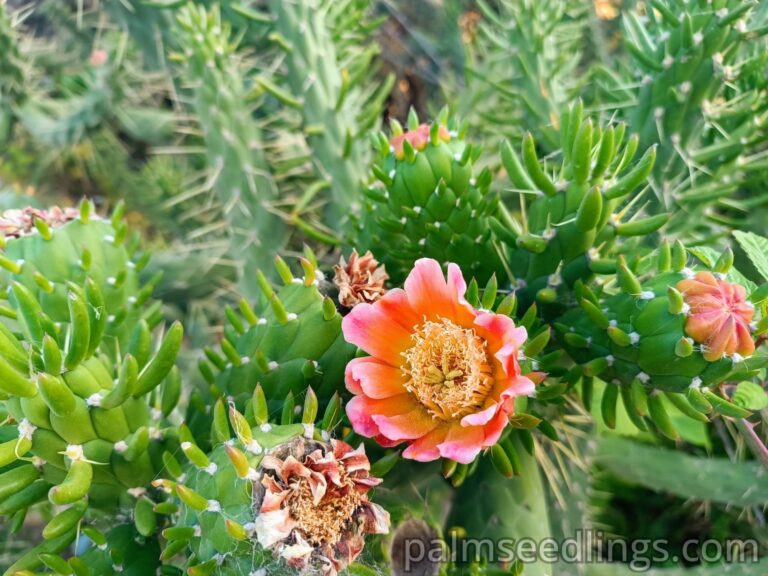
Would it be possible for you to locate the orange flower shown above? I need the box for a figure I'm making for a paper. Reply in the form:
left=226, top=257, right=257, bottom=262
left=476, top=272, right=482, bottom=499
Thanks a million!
left=342, top=258, right=542, bottom=464
left=390, top=124, right=450, bottom=160
left=677, top=271, right=755, bottom=361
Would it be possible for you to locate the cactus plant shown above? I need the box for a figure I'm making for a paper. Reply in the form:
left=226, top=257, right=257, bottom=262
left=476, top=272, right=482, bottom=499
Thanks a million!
left=0, top=0, right=26, bottom=143
left=0, top=268, right=182, bottom=572
left=0, top=200, right=162, bottom=352
left=175, top=4, right=289, bottom=297
left=354, top=110, right=504, bottom=284
left=264, top=0, right=391, bottom=229
left=158, top=399, right=389, bottom=576
left=459, top=0, right=589, bottom=151
left=557, top=242, right=768, bottom=437
left=596, top=0, right=768, bottom=235
left=495, top=102, right=665, bottom=307
left=190, top=255, right=355, bottom=446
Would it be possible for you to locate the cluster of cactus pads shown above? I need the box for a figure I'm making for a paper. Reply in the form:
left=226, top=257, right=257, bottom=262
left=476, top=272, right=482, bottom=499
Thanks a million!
left=0, top=201, right=183, bottom=574
left=1, top=103, right=767, bottom=575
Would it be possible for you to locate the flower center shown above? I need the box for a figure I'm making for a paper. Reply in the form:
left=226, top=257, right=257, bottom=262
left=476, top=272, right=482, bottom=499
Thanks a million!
left=403, top=319, right=493, bottom=421
left=285, top=475, right=362, bottom=546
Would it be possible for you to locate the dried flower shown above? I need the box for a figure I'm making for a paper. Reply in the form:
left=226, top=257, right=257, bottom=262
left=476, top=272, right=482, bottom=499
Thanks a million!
left=343, top=258, right=543, bottom=464
left=677, top=271, right=755, bottom=361
left=254, top=437, right=390, bottom=575
left=334, top=250, right=389, bottom=308
left=0, top=206, right=83, bottom=239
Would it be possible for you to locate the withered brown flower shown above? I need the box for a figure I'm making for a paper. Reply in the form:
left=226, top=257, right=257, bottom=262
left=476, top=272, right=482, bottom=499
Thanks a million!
left=333, top=250, right=389, bottom=308
left=0, top=206, right=83, bottom=239
left=254, top=437, right=390, bottom=575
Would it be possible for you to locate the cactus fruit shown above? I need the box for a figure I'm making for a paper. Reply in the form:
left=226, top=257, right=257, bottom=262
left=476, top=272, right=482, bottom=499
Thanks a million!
left=354, top=110, right=503, bottom=284
left=557, top=242, right=768, bottom=433
left=192, top=255, right=355, bottom=443
left=496, top=101, right=665, bottom=307
left=0, top=265, right=182, bottom=564
left=0, top=200, right=161, bottom=351
left=159, top=405, right=389, bottom=576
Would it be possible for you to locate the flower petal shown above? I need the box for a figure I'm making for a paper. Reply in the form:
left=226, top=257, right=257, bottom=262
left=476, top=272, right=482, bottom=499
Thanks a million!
left=438, top=424, right=485, bottom=464
left=254, top=508, right=296, bottom=549
left=371, top=407, right=438, bottom=441
left=346, top=394, right=421, bottom=439
left=481, top=410, right=509, bottom=448
left=460, top=402, right=499, bottom=427
left=342, top=302, right=413, bottom=365
left=403, top=259, right=475, bottom=324
left=345, top=357, right=408, bottom=399
left=402, top=425, right=449, bottom=462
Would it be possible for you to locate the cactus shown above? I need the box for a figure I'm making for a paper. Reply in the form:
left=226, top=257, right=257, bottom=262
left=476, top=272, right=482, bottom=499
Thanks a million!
left=0, top=199, right=162, bottom=353
left=0, top=0, right=26, bottom=143
left=0, top=215, right=182, bottom=571
left=459, top=0, right=589, bottom=151
left=158, top=400, right=389, bottom=576
left=496, top=102, right=664, bottom=307
left=264, top=0, right=391, bottom=229
left=597, top=0, right=768, bottom=233
left=595, top=434, right=768, bottom=507
left=5, top=523, right=167, bottom=576
left=190, top=255, right=355, bottom=446
left=175, top=5, right=289, bottom=297
left=354, top=110, right=504, bottom=284
left=0, top=204, right=181, bottom=572
left=557, top=242, right=768, bottom=437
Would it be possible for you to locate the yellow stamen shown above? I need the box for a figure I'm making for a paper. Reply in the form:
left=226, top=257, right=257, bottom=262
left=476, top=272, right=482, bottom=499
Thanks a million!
left=403, top=319, right=494, bottom=421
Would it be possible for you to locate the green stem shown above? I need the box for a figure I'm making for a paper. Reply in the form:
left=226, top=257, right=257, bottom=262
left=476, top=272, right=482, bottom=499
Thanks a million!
left=450, top=436, right=552, bottom=576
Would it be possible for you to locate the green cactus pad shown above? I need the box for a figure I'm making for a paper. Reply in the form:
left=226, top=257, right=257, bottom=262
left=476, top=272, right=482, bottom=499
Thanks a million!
left=560, top=250, right=768, bottom=391
left=194, top=257, right=355, bottom=439
left=353, top=111, right=503, bottom=284
left=0, top=266, right=182, bottom=553
left=0, top=200, right=161, bottom=350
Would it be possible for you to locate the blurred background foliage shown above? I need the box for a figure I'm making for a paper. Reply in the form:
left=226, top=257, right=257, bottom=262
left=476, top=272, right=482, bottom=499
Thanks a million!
left=1, top=0, right=768, bottom=573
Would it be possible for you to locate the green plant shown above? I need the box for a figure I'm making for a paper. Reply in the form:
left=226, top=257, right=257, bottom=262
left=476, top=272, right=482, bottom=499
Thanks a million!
left=174, top=5, right=289, bottom=298
left=0, top=234, right=182, bottom=575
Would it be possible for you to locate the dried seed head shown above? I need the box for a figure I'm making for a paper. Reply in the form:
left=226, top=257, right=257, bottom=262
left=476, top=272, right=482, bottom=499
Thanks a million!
left=254, top=437, right=389, bottom=575
left=333, top=250, right=389, bottom=308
